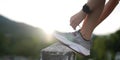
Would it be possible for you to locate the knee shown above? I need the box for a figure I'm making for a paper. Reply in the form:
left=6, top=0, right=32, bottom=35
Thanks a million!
left=86, top=0, right=106, bottom=10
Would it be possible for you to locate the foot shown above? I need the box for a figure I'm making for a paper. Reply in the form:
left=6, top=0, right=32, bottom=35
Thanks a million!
left=53, top=30, right=92, bottom=56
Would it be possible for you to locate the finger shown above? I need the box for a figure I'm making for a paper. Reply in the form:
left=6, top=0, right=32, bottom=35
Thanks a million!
left=70, top=23, right=75, bottom=30
left=70, top=23, right=77, bottom=30
left=70, top=19, right=73, bottom=24
left=70, top=16, right=75, bottom=23
left=70, top=19, right=75, bottom=26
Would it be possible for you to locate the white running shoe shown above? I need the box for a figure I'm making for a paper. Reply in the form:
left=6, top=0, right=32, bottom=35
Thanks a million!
left=53, top=30, right=92, bottom=56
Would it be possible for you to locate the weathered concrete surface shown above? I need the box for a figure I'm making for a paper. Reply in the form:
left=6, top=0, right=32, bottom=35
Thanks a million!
left=41, top=42, right=76, bottom=60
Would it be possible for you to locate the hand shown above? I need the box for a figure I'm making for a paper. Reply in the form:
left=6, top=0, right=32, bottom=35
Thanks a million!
left=70, top=11, right=86, bottom=30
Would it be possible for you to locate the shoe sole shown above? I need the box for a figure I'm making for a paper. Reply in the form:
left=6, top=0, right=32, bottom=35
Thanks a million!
left=54, top=33, right=90, bottom=56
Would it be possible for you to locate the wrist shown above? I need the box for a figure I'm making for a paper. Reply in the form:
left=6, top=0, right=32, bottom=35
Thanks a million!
left=82, top=4, right=92, bottom=14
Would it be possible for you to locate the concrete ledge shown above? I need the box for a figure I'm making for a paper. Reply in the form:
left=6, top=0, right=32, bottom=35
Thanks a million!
left=41, top=42, right=76, bottom=60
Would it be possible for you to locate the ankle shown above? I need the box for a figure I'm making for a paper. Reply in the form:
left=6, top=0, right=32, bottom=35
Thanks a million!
left=79, top=31, right=91, bottom=41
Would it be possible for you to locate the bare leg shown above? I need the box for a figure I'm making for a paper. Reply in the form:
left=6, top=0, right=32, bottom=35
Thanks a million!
left=97, top=0, right=119, bottom=24
left=80, top=0, right=119, bottom=40
left=80, top=0, right=106, bottom=40
left=70, top=0, right=101, bottom=30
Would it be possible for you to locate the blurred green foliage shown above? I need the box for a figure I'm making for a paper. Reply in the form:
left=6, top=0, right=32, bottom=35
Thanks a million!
left=0, top=15, right=54, bottom=57
left=0, top=32, right=56, bottom=58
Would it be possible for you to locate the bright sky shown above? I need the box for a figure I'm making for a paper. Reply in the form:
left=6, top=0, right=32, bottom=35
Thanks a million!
left=0, top=0, right=120, bottom=35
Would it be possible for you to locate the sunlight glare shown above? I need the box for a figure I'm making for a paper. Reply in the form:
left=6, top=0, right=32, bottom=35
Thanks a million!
left=0, top=0, right=120, bottom=35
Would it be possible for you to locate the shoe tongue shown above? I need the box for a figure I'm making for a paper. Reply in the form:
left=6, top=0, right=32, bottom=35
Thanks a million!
left=73, top=30, right=80, bottom=36
left=74, top=30, right=91, bottom=41
left=75, top=29, right=80, bottom=33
